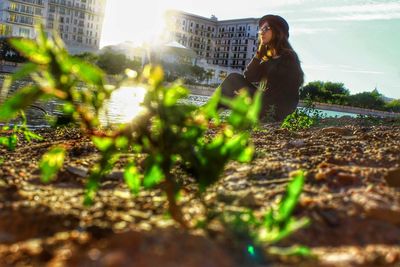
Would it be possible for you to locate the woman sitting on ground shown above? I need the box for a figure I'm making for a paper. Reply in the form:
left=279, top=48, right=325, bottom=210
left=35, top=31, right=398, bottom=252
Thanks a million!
left=219, top=14, right=304, bottom=121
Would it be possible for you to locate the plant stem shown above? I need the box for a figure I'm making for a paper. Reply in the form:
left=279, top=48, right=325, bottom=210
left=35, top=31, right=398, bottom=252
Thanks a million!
left=164, top=173, right=188, bottom=229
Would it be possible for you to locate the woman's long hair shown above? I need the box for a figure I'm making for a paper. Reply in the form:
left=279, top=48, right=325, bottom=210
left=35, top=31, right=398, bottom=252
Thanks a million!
left=267, top=19, right=304, bottom=85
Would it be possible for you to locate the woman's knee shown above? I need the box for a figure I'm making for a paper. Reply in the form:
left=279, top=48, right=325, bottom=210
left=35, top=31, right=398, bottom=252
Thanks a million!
left=225, top=72, right=244, bottom=81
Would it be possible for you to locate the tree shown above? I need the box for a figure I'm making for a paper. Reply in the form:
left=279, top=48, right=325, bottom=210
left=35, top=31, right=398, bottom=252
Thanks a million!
left=300, top=81, right=327, bottom=101
left=300, top=81, right=350, bottom=104
left=161, top=62, right=208, bottom=84
left=384, top=99, right=400, bottom=112
left=190, top=65, right=207, bottom=83
left=324, top=81, right=350, bottom=96
left=74, top=52, right=99, bottom=65
left=205, top=69, right=214, bottom=84
left=96, top=50, right=141, bottom=75
left=346, top=90, right=386, bottom=110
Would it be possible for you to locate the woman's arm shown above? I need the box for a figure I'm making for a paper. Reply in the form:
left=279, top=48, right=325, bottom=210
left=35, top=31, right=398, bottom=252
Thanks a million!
left=243, top=57, right=264, bottom=82
left=243, top=40, right=269, bottom=82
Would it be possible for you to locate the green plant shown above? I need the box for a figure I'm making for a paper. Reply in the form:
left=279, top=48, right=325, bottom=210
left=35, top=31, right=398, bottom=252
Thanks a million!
left=222, top=171, right=310, bottom=259
left=0, top=111, right=43, bottom=151
left=281, top=97, right=322, bottom=131
left=0, top=25, right=262, bottom=228
left=356, top=114, right=382, bottom=125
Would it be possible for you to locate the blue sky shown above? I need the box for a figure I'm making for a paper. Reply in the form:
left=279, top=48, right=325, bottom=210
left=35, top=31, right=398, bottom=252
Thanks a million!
left=101, top=0, right=400, bottom=98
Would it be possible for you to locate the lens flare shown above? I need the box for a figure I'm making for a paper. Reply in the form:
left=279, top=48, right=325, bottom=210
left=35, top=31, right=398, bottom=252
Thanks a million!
left=102, top=86, right=147, bottom=124
left=247, top=245, right=256, bottom=257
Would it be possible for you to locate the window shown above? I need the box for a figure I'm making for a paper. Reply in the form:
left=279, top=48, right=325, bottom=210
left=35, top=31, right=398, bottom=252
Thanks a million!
left=18, top=27, right=30, bottom=37
left=35, top=8, right=42, bottom=15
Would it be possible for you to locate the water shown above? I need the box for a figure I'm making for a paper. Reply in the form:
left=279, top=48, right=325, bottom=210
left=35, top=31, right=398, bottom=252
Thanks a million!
left=186, top=94, right=357, bottom=118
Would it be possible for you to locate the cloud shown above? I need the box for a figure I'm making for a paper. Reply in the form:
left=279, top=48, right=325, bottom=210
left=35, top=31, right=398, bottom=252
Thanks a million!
left=316, top=2, right=400, bottom=14
left=341, top=69, right=385, bottom=75
left=302, top=64, right=385, bottom=74
left=294, top=13, right=400, bottom=22
left=291, top=27, right=335, bottom=35
left=291, top=1, right=400, bottom=22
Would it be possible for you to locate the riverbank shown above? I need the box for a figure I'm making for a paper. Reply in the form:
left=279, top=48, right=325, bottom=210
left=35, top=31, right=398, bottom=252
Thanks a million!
left=1, top=117, right=400, bottom=266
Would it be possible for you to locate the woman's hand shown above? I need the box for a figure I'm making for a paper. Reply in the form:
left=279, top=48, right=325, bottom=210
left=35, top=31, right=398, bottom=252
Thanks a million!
left=256, top=42, right=268, bottom=60
left=255, top=35, right=268, bottom=60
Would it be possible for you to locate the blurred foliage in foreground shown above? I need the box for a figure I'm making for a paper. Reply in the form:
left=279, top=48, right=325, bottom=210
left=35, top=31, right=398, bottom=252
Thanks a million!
left=0, top=25, right=309, bottom=261
left=0, top=25, right=261, bottom=228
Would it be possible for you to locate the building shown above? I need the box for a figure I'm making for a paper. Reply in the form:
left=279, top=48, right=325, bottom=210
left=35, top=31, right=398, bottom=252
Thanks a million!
left=0, top=0, right=106, bottom=54
left=165, top=10, right=260, bottom=72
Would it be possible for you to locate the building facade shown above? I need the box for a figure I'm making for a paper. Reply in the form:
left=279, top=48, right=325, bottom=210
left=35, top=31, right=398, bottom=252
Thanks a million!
left=165, top=10, right=260, bottom=72
left=0, top=0, right=106, bottom=54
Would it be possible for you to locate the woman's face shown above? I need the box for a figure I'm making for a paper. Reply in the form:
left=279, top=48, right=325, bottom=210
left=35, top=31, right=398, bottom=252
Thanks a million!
left=259, top=22, right=273, bottom=45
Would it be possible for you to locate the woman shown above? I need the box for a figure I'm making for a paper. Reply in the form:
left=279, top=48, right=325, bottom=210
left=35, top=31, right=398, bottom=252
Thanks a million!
left=220, top=14, right=304, bottom=121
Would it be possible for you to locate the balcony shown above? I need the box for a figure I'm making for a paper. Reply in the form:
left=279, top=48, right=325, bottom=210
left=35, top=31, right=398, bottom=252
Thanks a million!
left=7, top=7, right=41, bottom=17
left=9, top=0, right=44, bottom=7
left=6, top=17, right=34, bottom=26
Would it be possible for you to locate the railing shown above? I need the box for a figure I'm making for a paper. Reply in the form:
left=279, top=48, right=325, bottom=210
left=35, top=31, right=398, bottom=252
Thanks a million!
left=298, top=101, right=400, bottom=118
left=182, top=85, right=400, bottom=118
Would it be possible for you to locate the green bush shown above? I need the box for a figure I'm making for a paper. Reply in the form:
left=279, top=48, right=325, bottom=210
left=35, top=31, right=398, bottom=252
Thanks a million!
left=281, top=98, right=322, bottom=131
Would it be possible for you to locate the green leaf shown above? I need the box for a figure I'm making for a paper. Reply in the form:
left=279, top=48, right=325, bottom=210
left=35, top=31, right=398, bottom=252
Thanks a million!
left=84, top=153, right=119, bottom=205
left=223, top=134, right=246, bottom=157
left=226, top=92, right=252, bottom=129
left=23, top=129, right=44, bottom=142
left=143, top=161, right=164, bottom=188
left=247, top=89, right=262, bottom=123
left=115, top=136, right=129, bottom=149
left=7, top=133, right=18, bottom=151
left=143, top=65, right=164, bottom=87
left=9, top=38, right=49, bottom=64
left=236, top=145, right=254, bottom=162
left=0, top=85, right=42, bottom=121
left=201, top=86, right=221, bottom=123
left=68, top=57, right=105, bottom=86
left=263, top=217, right=310, bottom=244
left=39, top=146, right=66, bottom=183
left=164, top=84, right=189, bottom=106
left=84, top=166, right=101, bottom=206
left=92, top=136, right=114, bottom=152
left=124, top=162, right=141, bottom=195
left=276, top=171, right=305, bottom=224
left=267, top=245, right=312, bottom=257
left=0, top=137, right=8, bottom=146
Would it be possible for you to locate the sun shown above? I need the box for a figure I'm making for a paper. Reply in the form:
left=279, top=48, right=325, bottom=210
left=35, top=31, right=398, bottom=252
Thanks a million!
left=100, top=0, right=168, bottom=47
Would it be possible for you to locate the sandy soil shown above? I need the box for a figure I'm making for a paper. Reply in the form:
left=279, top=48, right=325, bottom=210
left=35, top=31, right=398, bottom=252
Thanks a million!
left=0, top=117, right=400, bottom=267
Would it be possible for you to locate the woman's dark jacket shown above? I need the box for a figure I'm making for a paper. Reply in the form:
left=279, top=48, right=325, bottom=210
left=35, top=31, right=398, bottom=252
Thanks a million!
left=243, top=52, right=304, bottom=121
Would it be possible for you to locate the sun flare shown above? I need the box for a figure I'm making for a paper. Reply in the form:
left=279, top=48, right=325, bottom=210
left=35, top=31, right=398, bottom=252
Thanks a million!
left=101, top=1, right=169, bottom=47
left=102, top=86, right=147, bottom=124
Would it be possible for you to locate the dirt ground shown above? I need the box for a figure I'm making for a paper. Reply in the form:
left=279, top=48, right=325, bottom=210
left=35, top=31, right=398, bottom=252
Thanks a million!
left=0, top=117, right=400, bottom=267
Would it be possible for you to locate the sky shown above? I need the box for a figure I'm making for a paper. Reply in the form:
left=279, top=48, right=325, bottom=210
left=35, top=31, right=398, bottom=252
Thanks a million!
left=100, top=0, right=400, bottom=99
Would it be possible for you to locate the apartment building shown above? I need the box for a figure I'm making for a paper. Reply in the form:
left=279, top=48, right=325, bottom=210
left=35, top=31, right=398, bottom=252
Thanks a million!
left=0, top=0, right=106, bottom=54
left=165, top=10, right=260, bottom=71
